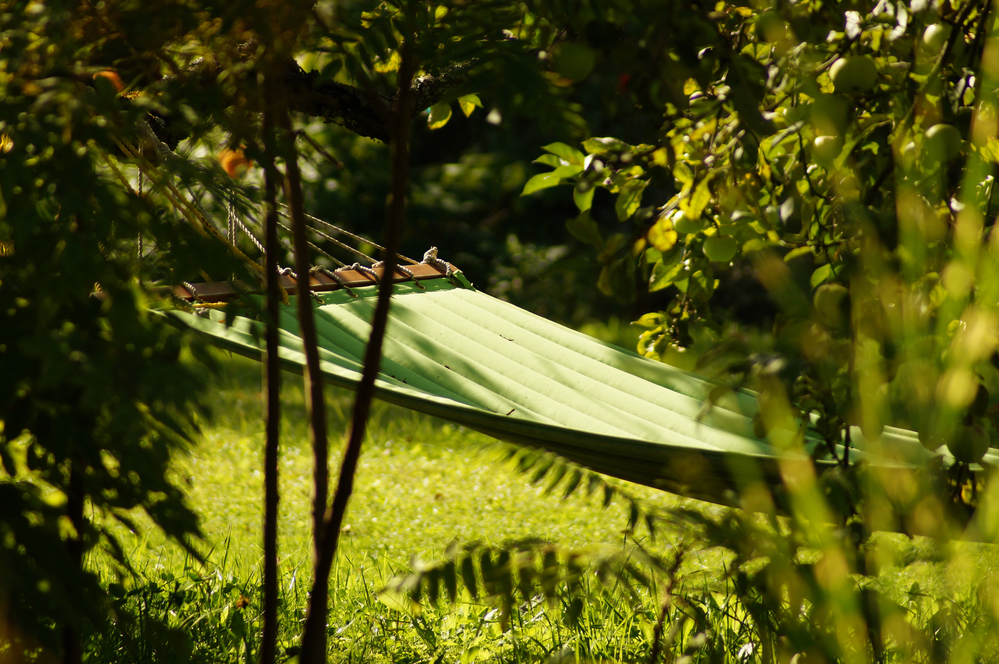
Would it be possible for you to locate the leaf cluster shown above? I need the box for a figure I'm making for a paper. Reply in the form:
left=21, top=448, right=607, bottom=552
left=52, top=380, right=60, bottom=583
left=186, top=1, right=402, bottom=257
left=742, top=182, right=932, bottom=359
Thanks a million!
left=522, top=0, right=999, bottom=503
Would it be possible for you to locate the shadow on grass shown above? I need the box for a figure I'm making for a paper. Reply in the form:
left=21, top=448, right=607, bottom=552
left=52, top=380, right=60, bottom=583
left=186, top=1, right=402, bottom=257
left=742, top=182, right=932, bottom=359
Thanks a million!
left=200, top=347, right=491, bottom=456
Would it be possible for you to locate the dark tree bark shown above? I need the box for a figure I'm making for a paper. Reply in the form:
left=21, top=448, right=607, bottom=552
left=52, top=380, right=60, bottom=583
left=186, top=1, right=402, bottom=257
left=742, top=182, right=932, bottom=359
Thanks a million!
left=259, top=77, right=283, bottom=664
left=61, top=459, right=85, bottom=664
left=271, top=73, right=334, bottom=661
left=149, top=57, right=472, bottom=149
left=297, top=42, right=417, bottom=664
left=283, top=59, right=472, bottom=143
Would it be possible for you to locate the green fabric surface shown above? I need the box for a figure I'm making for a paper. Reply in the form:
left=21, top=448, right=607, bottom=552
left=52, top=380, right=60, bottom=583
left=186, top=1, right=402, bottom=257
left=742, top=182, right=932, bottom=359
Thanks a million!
left=167, top=276, right=990, bottom=503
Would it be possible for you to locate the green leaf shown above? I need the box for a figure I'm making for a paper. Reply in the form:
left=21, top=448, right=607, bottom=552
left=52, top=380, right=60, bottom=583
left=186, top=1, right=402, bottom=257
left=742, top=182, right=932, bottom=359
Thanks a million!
left=566, top=211, right=602, bottom=246
left=554, top=42, right=596, bottom=81
left=521, top=172, right=564, bottom=196
left=457, top=93, right=482, bottom=117
left=461, top=556, right=478, bottom=599
left=542, top=142, right=585, bottom=165
left=517, top=557, right=536, bottom=600
left=673, top=161, right=694, bottom=185
left=427, top=102, right=452, bottom=129
left=564, top=596, right=585, bottom=626
left=425, top=568, right=440, bottom=605
left=680, top=176, right=713, bottom=221
left=633, top=312, right=664, bottom=328
left=582, top=137, right=629, bottom=155
left=649, top=257, right=685, bottom=292
left=573, top=184, right=595, bottom=212
left=540, top=550, right=559, bottom=600
left=551, top=164, right=584, bottom=178
left=534, top=154, right=564, bottom=167
left=442, top=561, right=457, bottom=602
left=597, top=258, right=636, bottom=302
left=689, top=269, right=717, bottom=298
left=648, top=216, right=679, bottom=251
left=785, top=246, right=814, bottom=262
left=562, top=469, right=583, bottom=498
left=615, top=179, right=648, bottom=221
left=810, top=263, right=833, bottom=287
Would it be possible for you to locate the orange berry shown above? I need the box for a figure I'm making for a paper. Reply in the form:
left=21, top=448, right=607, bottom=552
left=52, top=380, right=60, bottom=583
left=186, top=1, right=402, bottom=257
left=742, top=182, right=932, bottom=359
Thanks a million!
left=93, top=70, right=125, bottom=93
left=219, top=148, right=252, bottom=178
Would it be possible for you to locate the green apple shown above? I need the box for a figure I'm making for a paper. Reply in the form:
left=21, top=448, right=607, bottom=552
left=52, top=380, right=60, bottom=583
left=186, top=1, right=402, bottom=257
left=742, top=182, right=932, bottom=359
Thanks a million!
left=947, top=423, right=991, bottom=464
left=813, top=135, right=842, bottom=167
left=918, top=428, right=946, bottom=452
left=813, top=283, right=849, bottom=329
left=554, top=43, right=596, bottom=81
left=922, top=23, right=949, bottom=52
left=925, top=123, right=962, bottom=161
left=672, top=210, right=706, bottom=235
left=830, top=56, right=878, bottom=94
left=899, top=141, right=917, bottom=169
left=755, top=11, right=786, bottom=43
left=810, top=94, right=849, bottom=136
left=703, top=235, right=738, bottom=262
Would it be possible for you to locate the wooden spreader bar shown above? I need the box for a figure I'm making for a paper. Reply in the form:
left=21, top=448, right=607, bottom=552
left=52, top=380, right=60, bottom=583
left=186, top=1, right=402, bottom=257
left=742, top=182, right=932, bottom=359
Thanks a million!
left=172, top=262, right=453, bottom=303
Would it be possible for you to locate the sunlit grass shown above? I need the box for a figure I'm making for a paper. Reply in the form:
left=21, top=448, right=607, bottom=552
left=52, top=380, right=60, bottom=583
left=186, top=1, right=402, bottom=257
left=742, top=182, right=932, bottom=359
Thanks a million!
left=87, top=350, right=698, bottom=662
left=86, top=350, right=999, bottom=663
left=140, top=351, right=690, bottom=568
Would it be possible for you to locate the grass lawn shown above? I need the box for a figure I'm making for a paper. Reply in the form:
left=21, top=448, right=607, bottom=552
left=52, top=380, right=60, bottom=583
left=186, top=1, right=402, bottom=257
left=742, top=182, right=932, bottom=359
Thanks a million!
left=85, top=350, right=999, bottom=663
left=88, top=350, right=700, bottom=663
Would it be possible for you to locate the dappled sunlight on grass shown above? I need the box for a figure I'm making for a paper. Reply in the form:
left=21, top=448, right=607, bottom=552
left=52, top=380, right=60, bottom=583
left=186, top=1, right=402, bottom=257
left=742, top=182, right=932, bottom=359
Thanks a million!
left=116, top=351, right=690, bottom=579
left=86, top=351, right=999, bottom=663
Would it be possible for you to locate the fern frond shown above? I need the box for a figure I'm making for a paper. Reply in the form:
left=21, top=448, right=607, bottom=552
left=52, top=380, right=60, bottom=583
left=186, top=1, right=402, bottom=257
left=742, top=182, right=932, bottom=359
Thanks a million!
left=380, top=538, right=683, bottom=631
left=490, top=443, right=672, bottom=541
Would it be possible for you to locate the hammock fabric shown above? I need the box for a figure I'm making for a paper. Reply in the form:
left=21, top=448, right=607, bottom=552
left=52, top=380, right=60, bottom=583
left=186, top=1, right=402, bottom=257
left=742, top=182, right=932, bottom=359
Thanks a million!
left=169, top=272, right=980, bottom=505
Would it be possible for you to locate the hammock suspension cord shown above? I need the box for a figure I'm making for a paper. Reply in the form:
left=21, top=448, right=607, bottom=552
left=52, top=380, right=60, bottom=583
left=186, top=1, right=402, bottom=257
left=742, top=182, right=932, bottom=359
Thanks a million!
left=106, top=119, right=457, bottom=301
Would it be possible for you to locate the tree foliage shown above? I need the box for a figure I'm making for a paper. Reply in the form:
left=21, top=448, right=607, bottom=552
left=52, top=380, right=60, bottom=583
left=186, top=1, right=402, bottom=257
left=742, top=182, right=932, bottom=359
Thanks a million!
left=523, top=0, right=999, bottom=528
left=0, top=3, right=226, bottom=656
left=0, top=0, right=599, bottom=658
left=10, top=0, right=999, bottom=660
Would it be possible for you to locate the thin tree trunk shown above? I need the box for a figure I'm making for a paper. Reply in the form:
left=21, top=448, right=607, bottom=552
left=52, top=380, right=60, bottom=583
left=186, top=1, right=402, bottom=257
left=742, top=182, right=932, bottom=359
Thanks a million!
left=260, top=84, right=282, bottom=664
left=62, top=459, right=85, bottom=664
left=271, top=78, right=333, bottom=660
left=298, top=43, right=416, bottom=664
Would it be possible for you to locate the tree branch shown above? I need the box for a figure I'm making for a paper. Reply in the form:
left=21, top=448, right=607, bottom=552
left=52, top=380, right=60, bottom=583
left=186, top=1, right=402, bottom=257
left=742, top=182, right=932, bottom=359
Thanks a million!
left=148, top=57, right=475, bottom=147
left=297, top=41, right=417, bottom=664
left=284, top=59, right=474, bottom=142
left=260, top=70, right=282, bottom=664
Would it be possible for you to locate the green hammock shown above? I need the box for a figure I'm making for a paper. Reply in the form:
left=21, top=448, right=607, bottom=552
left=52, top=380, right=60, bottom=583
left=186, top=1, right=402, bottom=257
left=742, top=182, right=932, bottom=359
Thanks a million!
left=168, top=273, right=977, bottom=505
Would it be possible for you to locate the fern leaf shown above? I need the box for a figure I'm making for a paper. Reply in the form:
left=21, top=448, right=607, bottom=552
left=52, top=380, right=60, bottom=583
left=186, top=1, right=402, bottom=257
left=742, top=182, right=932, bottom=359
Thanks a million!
left=442, top=560, right=458, bottom=603
left=461, top=555, right=478, bottom=599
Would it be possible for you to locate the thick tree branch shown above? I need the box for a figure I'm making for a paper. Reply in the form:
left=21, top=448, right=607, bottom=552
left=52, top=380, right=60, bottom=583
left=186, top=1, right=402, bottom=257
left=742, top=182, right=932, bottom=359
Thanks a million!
left=284, top=59, right=474, bottom=142
left=148, top=57, right=474, bottom=147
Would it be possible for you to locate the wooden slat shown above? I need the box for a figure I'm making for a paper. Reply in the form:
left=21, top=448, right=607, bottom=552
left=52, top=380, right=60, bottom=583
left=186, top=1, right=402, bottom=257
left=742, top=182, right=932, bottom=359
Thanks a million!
left=172, top=262, right=453, bottom=302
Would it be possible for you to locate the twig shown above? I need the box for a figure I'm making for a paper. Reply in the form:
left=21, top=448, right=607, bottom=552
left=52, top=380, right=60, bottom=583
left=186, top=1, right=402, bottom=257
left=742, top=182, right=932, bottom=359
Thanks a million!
left=298, top=40, right=418, bottom=664
left=276, top=69, right=334, bottom=661
left=296, top=130, right=344, bottom=169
